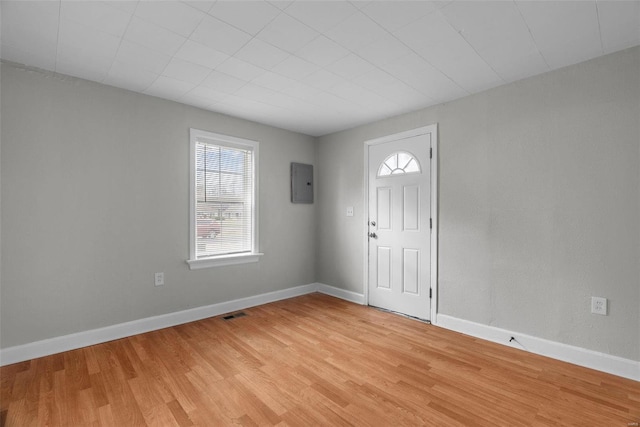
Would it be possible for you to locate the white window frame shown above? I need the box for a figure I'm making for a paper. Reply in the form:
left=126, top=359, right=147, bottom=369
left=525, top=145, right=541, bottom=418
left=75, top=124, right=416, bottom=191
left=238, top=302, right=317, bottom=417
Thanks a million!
left=187, top=128, right=262, bottom=270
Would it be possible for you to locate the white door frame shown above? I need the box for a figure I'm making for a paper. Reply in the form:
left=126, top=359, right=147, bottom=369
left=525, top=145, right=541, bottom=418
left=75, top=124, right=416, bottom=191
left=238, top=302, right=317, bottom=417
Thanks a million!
left=363, top=124, right=439, bottom=323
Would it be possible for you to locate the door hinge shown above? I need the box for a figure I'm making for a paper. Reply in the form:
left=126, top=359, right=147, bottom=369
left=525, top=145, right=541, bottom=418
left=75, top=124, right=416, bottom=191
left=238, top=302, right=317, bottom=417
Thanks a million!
left=429, top=288, right=432, bottom=298
left=430, top=147, right=432, bottom=159
left=430, top=218, right=432, bottom=229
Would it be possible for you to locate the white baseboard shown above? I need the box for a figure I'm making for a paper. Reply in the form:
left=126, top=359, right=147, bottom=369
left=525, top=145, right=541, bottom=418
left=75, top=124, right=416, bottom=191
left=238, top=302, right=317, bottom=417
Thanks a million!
left=0, top=283, right=318, bottom=367
left=316, top=283, right=366, bottom=305
left=436, top=314, right=640, bottom=382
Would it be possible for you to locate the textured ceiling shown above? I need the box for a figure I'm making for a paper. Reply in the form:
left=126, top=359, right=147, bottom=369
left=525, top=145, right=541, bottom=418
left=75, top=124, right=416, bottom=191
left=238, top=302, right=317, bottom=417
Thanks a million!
left=2, top=1, right=639, bottom=137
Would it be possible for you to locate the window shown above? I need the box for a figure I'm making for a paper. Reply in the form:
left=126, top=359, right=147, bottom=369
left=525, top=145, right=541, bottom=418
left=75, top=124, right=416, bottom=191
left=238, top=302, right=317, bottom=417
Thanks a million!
left=187, top=129, right=261, bottom=269
left=377, top=151, right=421, bottom=177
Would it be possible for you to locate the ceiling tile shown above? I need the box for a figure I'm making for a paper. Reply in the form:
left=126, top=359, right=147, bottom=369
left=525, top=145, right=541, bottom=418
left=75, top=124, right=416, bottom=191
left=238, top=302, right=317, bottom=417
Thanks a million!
left=135, top=2, right=204, bottom=38
left=216, top=57, right=266, bottom=82
left=56, top=44, right=113, bottom=80
left=57, top=19, right=121, bottom=65
left=257, top=13, right=319, bottom=53
left=394, top=10, right=503, bottom=93
left=124, top=16, right=187, bottom=57
left=516, top=1, right=602, bottom=69
left=296, top=35, right=350, bottom=67
left=361, top=1, right=440, bottom=32
left=284, top=1, right=358, bottom=32
left=144, top=76, right=195, bottom=100
left=182, top=1, right=216, bottom=14
left=325, top=53, right=376, bottom=80
left=310, top=91, right=361, bottom=115
left=55, top=59, right=109, bottom=83
left=355, top=34, right=413, bottom=67
left=184, top=85, right=230, bottom=104
left=235, top=83, right=278, bottom=103
left=114, top=40, right=172, bottom=75
left=260, top=91, right=302, bottom=110
left=234, top=38, right=289, bottom=70
left=135, top=1, right=205, bottom=37
left=177, top=93, right=217, bottom=110
left=325, top=11, right=388, bottom=51
left=1, top=1, right=59, bottom=67
left=105, top=1, right=138, bottom=15
left=326, top=81, right=391, bottom=108
left=269, top=1, right=294, bottom=11
left=356, top=68, right=426, bottom=105
left=201, top=70, right=248, bottom=94
left=104, top=61, right=160, bottom=92
left=60, top=1, right=132, bottom=38
left=271, top=56, right=319, bottom=80
left=174, top=40, right=230, bottom=69
left=597, top=1, right=640, bottom=54
left=302, top=69, right=344, bottom=91
left=161, top=58, right=211, bottom=85
left=251, top=71, right=298, bottom=91
left=440, top=1, right=548, bottom=82
left=268, top=0, right=293, bottom=10
left=190, top=15, right=252, bottom=56
left=209, top=1, right=281, bottom=35
left=279, top=81, right=321, bottom=101
left=381, top=52, right=467, bottom=102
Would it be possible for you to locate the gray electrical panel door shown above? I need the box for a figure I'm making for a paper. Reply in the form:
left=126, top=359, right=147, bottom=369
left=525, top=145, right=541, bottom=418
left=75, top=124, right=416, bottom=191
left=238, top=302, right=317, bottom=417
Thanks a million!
left=291, top=162, right=313, bottom=204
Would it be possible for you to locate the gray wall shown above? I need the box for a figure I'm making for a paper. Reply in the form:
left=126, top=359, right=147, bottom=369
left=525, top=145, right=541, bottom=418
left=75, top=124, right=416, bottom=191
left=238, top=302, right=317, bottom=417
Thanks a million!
left=317, top=47, right=640, bottom=361
left=0, top=63, right=316, bottom=348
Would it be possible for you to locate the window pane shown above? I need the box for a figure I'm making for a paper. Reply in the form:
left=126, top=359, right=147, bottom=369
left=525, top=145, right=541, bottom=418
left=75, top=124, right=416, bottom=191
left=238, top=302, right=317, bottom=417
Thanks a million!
left=378, top=164, right=392, bottom=176
left=405, top=159, right=420, bottom=173
left=220, top=173, right=242, bottom=198
left=377, top=151, right=421, bottom=177
left=193, top=134, right=255, bottom=259
left=205, top=145, right=220, bottom=171
left=398, top=152, right=412, bottom=169
left=221, top=148, right=245, bottom=173
left=205, top=172, right=219, bottom=200
left=196, top=170, right=205, bottom=202
left=196, top=143, right=206, bottom=170
left=385, top=154, right=398, bottom=170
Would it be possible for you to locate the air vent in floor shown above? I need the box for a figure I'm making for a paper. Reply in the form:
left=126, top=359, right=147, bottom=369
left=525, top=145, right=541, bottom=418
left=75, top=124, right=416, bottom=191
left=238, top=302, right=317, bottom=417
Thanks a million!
left=222, top=312, right=247, bottom=320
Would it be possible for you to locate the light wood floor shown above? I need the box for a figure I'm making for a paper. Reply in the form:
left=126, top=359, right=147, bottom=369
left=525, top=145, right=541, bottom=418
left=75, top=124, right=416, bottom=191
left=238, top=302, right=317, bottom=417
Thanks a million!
left=1, top=293, right=638, bottom=426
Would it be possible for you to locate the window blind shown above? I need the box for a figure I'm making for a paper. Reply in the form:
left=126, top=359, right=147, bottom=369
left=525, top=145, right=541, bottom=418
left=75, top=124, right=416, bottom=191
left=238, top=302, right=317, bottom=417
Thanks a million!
left=195, top=139, right=254, bottom=258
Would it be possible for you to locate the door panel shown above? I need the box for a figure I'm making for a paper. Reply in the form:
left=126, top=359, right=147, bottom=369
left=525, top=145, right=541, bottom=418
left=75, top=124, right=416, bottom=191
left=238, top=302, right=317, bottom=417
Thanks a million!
left=377, top=247, right=392, bottom=289
left=368, top=133, right=431, bottom=320
left=377, top=187, right=391, bottom=230
left=403, top=249, right=420, bottom=294
left=403, top=185, right=420, bottom=231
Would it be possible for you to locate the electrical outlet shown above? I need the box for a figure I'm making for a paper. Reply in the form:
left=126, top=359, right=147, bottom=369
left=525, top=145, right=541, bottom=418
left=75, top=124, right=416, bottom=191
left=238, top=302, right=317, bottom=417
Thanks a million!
left=154, top=272, right=164, bottom=287
left=346, top=206, right=354, bottom=217
left=591, top=296, right=607, bottom=315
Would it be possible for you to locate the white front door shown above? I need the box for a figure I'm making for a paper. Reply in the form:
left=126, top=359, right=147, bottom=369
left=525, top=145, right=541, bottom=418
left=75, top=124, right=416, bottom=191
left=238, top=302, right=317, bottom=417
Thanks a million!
left=368, top=132, right=432, bottom=320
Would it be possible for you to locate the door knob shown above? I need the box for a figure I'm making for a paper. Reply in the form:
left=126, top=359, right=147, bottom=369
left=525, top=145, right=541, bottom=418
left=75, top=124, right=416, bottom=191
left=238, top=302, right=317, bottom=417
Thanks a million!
left=368, top=232, right=378, bottom=239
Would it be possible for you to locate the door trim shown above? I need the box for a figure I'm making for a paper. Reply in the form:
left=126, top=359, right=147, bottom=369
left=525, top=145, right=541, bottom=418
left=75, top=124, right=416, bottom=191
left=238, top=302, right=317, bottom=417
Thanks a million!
left=363, top=124, right=439, bottom=323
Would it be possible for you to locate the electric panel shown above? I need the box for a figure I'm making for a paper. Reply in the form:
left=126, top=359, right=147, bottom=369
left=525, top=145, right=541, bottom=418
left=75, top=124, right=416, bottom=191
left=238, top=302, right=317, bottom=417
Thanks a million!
left=291, top=162, right=313, bottom=204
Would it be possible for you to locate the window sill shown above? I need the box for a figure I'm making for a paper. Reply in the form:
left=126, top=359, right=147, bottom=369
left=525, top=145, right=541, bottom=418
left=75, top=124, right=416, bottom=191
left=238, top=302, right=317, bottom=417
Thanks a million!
left=187, top=252, right=263, bottom=270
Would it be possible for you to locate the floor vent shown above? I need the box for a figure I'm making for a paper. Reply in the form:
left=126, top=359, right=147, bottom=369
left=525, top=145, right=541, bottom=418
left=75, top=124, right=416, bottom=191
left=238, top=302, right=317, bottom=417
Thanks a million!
left=222, top=312, right=247, bottom=320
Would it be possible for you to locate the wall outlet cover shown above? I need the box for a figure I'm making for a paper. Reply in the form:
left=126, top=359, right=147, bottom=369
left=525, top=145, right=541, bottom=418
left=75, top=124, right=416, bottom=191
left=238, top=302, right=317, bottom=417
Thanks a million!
left=155, top=272, right=164, bottom=287
left=591, top=296, right=607, bottom=315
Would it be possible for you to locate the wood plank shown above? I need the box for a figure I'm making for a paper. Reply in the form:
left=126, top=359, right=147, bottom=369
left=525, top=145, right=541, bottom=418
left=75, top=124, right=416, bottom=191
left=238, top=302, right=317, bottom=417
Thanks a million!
left=1, top=293, right=638, bottom=426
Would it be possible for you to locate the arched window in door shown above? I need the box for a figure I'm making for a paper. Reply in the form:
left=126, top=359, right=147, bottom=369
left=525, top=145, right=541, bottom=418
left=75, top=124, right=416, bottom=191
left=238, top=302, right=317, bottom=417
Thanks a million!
left=377, top=151, right=421, bottom=177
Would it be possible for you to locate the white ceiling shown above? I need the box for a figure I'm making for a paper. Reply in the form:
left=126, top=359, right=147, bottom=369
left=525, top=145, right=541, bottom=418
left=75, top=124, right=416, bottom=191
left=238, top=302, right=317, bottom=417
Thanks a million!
left=1, top=1, right=639, bottom=137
